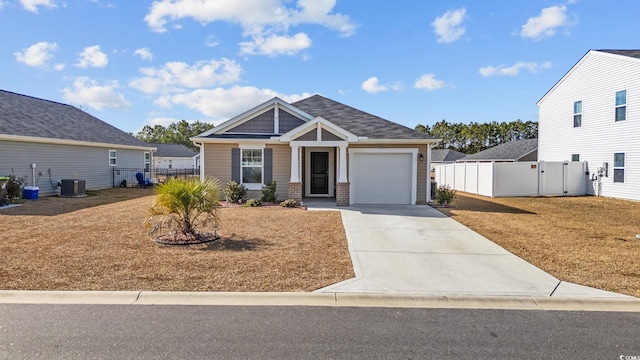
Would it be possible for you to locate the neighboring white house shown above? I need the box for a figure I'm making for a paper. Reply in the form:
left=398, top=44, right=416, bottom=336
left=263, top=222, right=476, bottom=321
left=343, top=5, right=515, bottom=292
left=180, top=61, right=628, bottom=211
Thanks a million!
left=149, top=143, right=198, bottom=170
left=537, top=49, right=640, bottom=201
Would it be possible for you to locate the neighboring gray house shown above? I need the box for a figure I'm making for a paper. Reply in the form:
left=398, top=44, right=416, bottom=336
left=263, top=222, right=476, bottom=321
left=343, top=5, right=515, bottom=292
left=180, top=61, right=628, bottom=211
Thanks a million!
left=149, top=143, right=198, bottom=170
left=0, top=89, right=154, bottom=195
left=193, top=95, right=439, bottom=205
left=431, top=149, right=466, bottom=170
left=457, top=138, right=538, bottom=162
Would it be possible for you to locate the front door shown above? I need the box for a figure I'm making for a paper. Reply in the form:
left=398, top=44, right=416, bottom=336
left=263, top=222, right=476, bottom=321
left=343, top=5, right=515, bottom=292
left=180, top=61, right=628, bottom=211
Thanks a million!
left=310, top=152, right=329, bottom=194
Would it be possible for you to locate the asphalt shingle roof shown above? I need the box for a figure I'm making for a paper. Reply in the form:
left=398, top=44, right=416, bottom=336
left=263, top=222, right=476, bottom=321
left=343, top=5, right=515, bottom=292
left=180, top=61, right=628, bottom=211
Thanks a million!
left=149, top=143, right=197, bottom=157
left=292, top=95, right=434, bottom=140
left=431, top=149, right=466, bottom=162
left=458, top=138, right=538, bottom=162
left=598, top=49, right=640, bottom=59
left=0, top=89, right=149, bottom=148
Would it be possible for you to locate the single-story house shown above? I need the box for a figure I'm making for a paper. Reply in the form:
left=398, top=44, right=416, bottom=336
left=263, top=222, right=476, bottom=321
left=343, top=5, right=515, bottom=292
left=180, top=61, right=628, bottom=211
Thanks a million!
left=0, top=89, right=154, bottom=195
left=537, top=49, right=640, bottom=201
left=192, top=95, right=439, bottom=205
left=457, top=138, right=538, bottom=162
left=431, top=149, right=466, bottom=170
left=149, top=143, right=198, bottom=170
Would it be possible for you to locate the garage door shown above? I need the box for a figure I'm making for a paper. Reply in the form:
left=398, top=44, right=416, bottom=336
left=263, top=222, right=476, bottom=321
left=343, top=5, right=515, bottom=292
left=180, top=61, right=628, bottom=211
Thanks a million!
left=350, top=152, right=414, bottom=204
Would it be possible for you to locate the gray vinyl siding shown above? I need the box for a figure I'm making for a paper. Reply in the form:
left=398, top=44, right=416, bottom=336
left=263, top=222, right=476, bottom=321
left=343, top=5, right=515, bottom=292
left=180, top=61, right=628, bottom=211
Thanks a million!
left=0, top=140, right=147, bottom=195
left=227, top=109, right=275, bottom=133
left=321, top=129, right=343, bottom=141
left=538, top=50, right=640, bottom=200
left=293, top=129, right=317, bottom=141
left=279, top=109, right=305, bottom=133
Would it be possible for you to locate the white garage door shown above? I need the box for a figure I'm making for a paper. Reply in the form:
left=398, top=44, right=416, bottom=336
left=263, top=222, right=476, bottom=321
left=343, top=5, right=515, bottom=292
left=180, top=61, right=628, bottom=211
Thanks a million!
left=350, top=152, right=414, bottom=204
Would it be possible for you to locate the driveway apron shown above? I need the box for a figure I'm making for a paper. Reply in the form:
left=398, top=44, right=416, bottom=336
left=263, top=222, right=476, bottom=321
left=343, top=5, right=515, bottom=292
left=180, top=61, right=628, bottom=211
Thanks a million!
left=316, top=205, right=627, bottom=298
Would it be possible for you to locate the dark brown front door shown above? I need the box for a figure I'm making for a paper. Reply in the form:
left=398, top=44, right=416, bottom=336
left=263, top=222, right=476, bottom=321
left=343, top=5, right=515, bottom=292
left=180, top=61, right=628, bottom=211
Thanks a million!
left=310, top=152, right=329, bottom=194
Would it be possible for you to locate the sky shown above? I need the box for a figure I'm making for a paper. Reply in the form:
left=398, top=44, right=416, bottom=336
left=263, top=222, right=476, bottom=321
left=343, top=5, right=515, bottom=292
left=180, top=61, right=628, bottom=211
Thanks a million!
left=1, top=0, right=640, bottom=134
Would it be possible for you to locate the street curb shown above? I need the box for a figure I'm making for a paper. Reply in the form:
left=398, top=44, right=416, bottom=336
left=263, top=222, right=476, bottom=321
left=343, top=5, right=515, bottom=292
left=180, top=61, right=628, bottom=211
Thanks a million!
left=1, top=290, right=640, bottom=312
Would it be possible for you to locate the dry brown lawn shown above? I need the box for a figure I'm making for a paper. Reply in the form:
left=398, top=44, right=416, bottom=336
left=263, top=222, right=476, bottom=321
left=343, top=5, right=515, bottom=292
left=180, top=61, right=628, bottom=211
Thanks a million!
left=0, top=188, right=353, bottom=291
left=438, top=193, right=640, bottom=297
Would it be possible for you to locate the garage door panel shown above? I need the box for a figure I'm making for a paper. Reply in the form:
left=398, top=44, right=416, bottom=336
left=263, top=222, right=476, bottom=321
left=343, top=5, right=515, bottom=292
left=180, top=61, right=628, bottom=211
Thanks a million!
left=351, top=152, right=413, bottom=204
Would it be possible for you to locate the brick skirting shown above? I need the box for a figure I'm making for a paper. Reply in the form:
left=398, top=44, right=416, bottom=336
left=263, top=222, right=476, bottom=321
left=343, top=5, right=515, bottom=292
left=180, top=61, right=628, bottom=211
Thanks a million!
left=336, top=182, right=350, bottom=206
left=287, top=182, right=303, bottom=204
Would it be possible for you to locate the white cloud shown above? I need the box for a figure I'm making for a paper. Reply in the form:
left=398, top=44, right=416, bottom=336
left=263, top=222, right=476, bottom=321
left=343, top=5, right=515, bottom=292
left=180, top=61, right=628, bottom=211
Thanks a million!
left=134, top=47, right=153, bottom=61
left=414, top=74, right=446, bottom=91
left=144, top=0, right=355, bottom=56
left=14, top=41, right=58, bottom=67
left=76, top=45, right=108, bottom=68
left=53, top=63, right=65, bottom=71
left=129, top=58, right=242, bottom=94
left=479, top=61, right=552, bottom=77
left=0, top=1, right=6, bottom=10
left=240, top=32, right=311, bottom=56
left=205, top=35, right=220, bottom=47
left=145, top=117, right=181, bottom=128
left=157, top=86, right=311, bottom=121
left=361, top=77, right=388, bottom=94
left=62, top=77, right=131, bottom=110
left=432, top=8, right=467, bottom=44
left=20, top=0, right=57, bottom=13
left=521, top=5, right=571, bottom=40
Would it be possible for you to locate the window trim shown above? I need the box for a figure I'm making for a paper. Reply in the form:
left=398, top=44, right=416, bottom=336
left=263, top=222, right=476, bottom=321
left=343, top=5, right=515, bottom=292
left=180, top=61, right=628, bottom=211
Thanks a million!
left=109, top=150, right=117, bottom=166
left=240, top=145, right=265, bottom=190
left=573, top=100, right=582, bottom=127
left=144, top=152, right=151, bottom=171
left=613, top=152, right=625, bottom=183
left=615, top=90, right=627, bottom=122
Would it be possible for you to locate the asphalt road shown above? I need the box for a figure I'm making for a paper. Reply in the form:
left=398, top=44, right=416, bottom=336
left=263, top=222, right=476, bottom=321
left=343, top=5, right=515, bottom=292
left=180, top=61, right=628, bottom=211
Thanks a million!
left=1, top=304, right=639, bottom=359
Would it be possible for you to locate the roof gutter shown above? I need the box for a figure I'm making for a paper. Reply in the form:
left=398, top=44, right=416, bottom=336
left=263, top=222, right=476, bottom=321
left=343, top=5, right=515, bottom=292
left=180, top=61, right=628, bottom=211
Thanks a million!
left=0, top=134, right=155, bottom=151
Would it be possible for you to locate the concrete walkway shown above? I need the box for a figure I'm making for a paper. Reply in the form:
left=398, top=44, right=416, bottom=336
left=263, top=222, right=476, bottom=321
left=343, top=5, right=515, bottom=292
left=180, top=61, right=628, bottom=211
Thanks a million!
left=313, top=205, right=630, bottom=298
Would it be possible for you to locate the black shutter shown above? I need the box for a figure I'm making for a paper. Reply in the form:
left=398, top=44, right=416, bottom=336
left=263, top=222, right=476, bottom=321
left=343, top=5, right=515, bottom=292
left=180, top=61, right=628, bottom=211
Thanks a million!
left=231, top=148, right=240, bottom=182
left=263, top=148, right=273, bottom=184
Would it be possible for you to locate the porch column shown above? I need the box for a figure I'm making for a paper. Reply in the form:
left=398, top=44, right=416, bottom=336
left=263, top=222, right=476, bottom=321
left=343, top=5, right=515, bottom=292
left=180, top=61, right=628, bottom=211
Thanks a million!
left=337, top=145, right=348, bottom=183
left=336, top=144, right=349, bottom=206
left=290, top=145, right=300, bottom=182
left=288, top=144, right=302, bottom=204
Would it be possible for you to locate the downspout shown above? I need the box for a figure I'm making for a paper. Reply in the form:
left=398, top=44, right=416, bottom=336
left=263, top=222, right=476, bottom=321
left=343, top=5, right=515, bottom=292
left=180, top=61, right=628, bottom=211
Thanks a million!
left=193, top=141, right=204, bottom=182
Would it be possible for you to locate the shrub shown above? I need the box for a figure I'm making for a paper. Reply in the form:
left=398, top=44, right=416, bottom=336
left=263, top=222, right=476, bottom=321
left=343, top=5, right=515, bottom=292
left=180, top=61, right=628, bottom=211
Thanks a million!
left=245, top=198, right=262, bottom=207
left=261, top=181, right=277, bottom=203
left=144, top=177, right=221, bottom=237
left=224, top=181, right=247, bottom=203
left=435, top=185, right=456, bottom=206
left=280, top=199, right=297, bottom=208
left=6, top=175, right=25, bottom=202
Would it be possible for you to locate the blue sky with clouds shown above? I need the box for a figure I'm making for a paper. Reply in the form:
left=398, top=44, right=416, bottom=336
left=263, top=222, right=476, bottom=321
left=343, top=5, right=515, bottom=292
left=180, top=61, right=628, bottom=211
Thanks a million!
left=1, top=0, right=639, bottom=133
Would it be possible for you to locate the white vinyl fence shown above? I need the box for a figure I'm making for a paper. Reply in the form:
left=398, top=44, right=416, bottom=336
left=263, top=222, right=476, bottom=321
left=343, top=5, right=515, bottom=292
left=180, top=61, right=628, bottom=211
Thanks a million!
left=434, top=161, right=587, bottom=198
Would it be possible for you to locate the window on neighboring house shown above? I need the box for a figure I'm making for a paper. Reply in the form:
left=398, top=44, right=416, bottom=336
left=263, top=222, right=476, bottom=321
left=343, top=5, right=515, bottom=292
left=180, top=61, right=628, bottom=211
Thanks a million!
left=144, top=152, right=150, bottom=171
left=241, top=149, right=263, bottom=185
left=614, top=153, right=625, bottom=183
left=573, top=101, right=582, bottom=127
left=571, top=154, right=580, bottom=162
left=109, top=150, right=117, bottom=166
left=168, top=160, right=173, bottom=169
left=615, top=90, right=627, bottom=121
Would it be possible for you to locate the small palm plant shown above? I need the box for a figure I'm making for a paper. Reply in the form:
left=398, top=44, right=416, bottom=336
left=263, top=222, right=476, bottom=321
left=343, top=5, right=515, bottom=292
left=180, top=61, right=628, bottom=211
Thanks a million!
left=145, top=177, right=221, bottom=244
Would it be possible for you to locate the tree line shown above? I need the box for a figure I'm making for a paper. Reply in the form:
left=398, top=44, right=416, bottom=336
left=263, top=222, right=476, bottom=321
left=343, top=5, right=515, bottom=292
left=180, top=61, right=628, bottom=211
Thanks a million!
left=134, top=120, right=215, bottom=151
left=415, top=119, right=537, bottom=154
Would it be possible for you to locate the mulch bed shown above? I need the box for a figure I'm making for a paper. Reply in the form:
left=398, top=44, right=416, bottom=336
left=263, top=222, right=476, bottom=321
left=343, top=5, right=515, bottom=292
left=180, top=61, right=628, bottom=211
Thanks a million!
left=155, top=231, right=221, bottom=245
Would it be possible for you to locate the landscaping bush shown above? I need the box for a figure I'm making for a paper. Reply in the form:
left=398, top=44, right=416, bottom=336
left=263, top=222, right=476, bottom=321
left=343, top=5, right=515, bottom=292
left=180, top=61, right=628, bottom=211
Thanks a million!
left=261, top=181, right=277, bottom=203
left=6, top=175, right=25, bottom=202
left=245, top=198, right=262, bottom=207
left=224, top=180, right=247, bottom=203
left=144, top=177, right=221, bottom=242
left=280, top=199, right=297, bottom=208
left=435, top=185, right=456, bottom=206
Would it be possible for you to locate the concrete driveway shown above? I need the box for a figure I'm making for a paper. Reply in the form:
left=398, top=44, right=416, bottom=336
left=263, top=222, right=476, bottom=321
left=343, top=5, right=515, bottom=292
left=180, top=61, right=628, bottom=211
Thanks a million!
left=314, top=205, right=629, bottom=298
